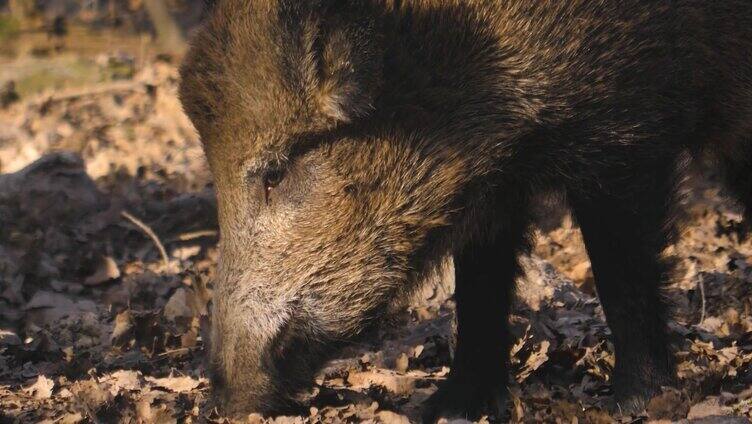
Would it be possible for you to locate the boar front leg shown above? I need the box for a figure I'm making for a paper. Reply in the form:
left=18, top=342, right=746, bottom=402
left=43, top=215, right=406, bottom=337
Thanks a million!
left=423, top=213, right=532, bottom=422
left=719, top=142, right=752, bottom=224
left=569, top=165, right=678, bottom=413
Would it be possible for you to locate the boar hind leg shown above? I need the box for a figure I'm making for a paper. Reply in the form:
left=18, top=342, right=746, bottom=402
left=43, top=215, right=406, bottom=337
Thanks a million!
left=570, top=171, right=678, bottom=413
left=721, top=143, right=752, bottom=224
left=423, top=214, right=532, bottom=423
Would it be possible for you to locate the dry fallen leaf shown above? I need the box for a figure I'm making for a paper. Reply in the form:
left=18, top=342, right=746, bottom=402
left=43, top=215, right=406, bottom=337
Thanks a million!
left=137, top=394, right=178, bottom=424
left=25, top=375, right=55, bottom=399
left=346, top=370, right=416, bottom=396
left=145, top=375, right=204, bottom=393
left=102, top=370, right=142, bottom=396
left=377, top=410, right=411, bottom=424
left=70, top=378, right=113, bottom=413
left=510, top=390, right=526, bottom=423
left=84, top=256, right=121, bottom=286
left=271, top=416, right=304, bottom=424
left=58, top=412, right=84, bottom=424
left=0, top=329, right=22, bottom=346
left=247, top=413, right=266, bottom=424
left=517, top=340, right=551, bottom=383
left=687, top=396, right=734, bottom=420
left=163, top=288, right=193, bottom=322
left=647, top=388, right=691, bottom=421
left=395, top=352, right=410, bottom=373
left=110, top=310, right=134, bottom=347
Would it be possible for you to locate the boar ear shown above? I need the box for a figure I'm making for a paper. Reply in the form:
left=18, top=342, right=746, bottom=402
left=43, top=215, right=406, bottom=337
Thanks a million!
left=315, top=8, right=382, bottom=123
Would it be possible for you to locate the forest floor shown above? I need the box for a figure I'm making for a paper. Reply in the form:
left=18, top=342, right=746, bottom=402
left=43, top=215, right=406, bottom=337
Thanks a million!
left=1, top=39, right=752, bottom=424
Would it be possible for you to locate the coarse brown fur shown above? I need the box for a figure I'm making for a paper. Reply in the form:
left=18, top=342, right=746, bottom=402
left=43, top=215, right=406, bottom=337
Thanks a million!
left=179, top=0, right=752, bottom=420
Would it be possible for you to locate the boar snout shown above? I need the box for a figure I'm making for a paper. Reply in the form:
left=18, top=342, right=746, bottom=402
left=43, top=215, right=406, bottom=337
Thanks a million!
left=208, top=295, right=286, bottom=415
left=208, top=288, right=330, bottom=417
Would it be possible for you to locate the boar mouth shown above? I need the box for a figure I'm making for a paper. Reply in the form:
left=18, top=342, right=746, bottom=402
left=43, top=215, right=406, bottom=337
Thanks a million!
left=207, top=290, right=397, bottom=417
left=209, top=354, right=310, bottom=418
left=209, top=321, right=348, bottom=417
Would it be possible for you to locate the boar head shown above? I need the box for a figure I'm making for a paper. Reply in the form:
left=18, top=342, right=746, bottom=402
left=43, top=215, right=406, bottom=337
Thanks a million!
left=180, top=0, right=509, bottom=416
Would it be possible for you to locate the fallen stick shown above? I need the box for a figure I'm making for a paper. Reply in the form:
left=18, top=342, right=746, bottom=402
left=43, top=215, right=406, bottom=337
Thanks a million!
left=26, top=81, right=144, bottom=106
left=169, top=230, right=219, bottom=243
left=121, top=210, right=170, bottom=271
left=698, top=274, right=707, bottom=325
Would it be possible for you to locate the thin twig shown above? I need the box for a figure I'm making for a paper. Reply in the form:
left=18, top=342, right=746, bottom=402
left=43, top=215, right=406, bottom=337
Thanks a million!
left=121, top=210, right=170, bottom=270
left=71, top=380, right=103, bottom=424
left=170, top=230, right=219, bottom=243
left=698, top=274, right=707, bottom=325
left=29, top=81, right=142, bottom=106
left=158, top=347, right=194, bottom=357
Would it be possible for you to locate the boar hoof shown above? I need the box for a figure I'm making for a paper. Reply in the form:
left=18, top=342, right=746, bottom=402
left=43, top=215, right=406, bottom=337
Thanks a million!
left=421, top=378, right=508, bottom=423
left=611, top=370, right=676, bottom=416
left=612, top=393, right=651, bottom=416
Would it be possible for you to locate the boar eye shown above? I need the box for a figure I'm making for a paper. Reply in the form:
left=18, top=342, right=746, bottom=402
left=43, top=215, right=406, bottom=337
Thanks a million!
left=263, top=168, right=285, bottom=205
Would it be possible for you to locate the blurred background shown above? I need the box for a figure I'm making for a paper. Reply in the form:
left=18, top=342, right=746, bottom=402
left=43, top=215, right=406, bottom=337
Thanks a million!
left=1, top=0, right=205, bottom=96
left=0, top=0, right=211, bottom=176
left=1, top=0, right=204, bottom=57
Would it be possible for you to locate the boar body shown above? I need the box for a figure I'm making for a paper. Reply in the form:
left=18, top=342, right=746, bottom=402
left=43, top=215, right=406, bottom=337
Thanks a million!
left=179, top=0, right=752, bottom=420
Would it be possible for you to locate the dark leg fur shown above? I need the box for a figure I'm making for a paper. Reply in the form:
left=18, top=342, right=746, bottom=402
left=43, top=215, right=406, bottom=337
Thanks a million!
left=721, top=142, right=752, bottom=224
left=423, top=214, right=531, bottom=423
left=569, top=168, right=679, bottom=413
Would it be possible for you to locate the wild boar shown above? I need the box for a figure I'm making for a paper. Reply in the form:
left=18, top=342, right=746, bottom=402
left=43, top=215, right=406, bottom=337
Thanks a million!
left=178, top=0, right=752, bottom=420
